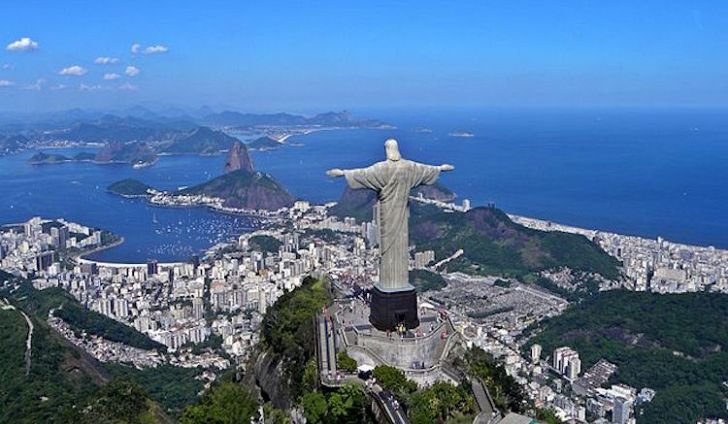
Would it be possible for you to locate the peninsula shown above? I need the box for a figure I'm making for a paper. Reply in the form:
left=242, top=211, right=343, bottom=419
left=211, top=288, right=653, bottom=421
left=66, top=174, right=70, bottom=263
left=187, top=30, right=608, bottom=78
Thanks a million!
left=107, top=140, right=293, bottom=212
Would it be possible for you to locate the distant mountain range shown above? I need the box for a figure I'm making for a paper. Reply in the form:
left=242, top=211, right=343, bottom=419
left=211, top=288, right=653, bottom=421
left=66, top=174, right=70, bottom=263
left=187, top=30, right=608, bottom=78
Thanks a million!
left=1, top=108, right=390, bottom=162
left=0, top=108, right=388, bottom=133
left=202, top=110, right=389, bottom=129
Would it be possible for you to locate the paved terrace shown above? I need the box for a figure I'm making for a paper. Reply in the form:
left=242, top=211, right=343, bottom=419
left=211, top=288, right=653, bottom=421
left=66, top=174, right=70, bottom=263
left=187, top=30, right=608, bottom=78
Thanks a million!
left=335, top=298, right=457, bottom=372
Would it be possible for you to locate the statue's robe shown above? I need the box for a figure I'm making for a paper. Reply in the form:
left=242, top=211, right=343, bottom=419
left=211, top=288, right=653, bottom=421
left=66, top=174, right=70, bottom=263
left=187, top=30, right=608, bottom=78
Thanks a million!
left=344, top=159, right=441, bottom=290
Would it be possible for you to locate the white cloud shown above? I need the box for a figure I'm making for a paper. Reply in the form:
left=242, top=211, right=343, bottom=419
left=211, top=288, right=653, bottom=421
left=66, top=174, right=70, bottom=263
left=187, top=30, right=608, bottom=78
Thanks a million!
left=94, top=56, right=119, bottom=65
left=79, top=83, right=105, bottom=91
left=119, top=82, right=138, bottom=91
left=131, top=43, right=141, bottom=54
left=6, top=37, right=39, bottom=52
left=103, top=73, right=121, bottom=80
left=125, top=65, right=140, bottom=77
left=0, top=80, right=14, bottom=87
left=50, top=84, right=68, bottom=91
left=2, top=64, right=13, bottom=70
left=24, top=78, right=46, bottom=91
left=143, top=45, right=168, bottom=54
left=59, top=65, right=88, bottom=76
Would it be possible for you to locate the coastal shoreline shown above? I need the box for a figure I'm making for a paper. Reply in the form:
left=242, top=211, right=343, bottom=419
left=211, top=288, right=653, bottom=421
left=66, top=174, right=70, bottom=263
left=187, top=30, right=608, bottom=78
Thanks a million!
left=76, top=236, right=125, bottom=262
left=508, top=213, right=727, bottom=253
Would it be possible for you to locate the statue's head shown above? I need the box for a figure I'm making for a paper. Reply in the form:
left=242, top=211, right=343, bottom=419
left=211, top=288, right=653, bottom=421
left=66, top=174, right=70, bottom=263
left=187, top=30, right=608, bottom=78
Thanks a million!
left=384, top=138, right=401, bottom=161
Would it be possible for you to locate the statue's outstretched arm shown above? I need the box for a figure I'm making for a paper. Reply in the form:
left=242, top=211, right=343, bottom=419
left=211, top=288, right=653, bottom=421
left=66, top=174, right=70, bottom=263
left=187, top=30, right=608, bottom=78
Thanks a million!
left=327, top=165, right=383, bottom=191
left=326, top=168, right=346, bottom=177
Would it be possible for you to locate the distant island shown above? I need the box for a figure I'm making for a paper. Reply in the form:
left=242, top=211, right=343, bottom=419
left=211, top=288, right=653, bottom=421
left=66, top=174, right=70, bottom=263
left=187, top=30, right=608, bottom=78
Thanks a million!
left=28, top=151, right=95, bottom=164
left=246, top=135, right=284, bottom=151
left=107, top=179, right=155, bottom=197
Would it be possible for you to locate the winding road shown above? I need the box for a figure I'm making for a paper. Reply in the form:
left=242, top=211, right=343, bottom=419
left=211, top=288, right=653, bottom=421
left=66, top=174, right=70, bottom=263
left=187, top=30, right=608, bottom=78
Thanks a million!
left=20, top=310, right=34, bottom=376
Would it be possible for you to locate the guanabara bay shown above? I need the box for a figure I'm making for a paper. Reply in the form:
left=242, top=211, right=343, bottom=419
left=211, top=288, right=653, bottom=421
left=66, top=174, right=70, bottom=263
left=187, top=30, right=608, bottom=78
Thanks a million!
left=2, top=3, right=728, bottom=424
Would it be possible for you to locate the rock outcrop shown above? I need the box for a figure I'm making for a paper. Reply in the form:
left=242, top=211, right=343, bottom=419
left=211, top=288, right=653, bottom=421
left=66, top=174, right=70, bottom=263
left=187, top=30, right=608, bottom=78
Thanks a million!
left=224, top=140, right=254, bottom=173
left=244, top=349, right=292, bottom=409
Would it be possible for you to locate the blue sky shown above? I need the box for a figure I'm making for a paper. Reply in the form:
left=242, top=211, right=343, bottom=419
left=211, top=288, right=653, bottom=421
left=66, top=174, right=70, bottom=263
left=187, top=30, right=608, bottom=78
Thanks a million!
left=1, top=0, right=727, bottom=112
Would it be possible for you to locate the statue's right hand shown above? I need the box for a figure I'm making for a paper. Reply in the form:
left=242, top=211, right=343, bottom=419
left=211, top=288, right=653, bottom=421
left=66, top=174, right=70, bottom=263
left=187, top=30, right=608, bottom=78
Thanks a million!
left=326, top=168, right=345, bottom=177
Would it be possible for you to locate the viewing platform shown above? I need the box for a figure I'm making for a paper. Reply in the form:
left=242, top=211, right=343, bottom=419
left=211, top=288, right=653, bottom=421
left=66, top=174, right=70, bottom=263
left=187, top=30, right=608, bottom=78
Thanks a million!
left=327, top=297, right=462, bottom=387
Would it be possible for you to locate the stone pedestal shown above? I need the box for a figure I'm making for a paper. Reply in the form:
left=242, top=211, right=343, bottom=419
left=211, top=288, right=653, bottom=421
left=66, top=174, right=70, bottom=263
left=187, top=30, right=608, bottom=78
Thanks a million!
left=369, top=284, right=419, bottom=331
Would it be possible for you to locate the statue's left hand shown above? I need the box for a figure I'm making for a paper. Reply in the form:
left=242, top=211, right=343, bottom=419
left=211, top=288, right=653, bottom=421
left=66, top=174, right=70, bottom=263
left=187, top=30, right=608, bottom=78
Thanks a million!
left=326, top=168, right=345, bottom=177
left=439, top=164, right=455, bottom=172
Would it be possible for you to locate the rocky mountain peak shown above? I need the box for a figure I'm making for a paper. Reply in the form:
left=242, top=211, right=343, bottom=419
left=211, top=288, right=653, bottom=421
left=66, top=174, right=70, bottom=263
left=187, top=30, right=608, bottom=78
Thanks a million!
left=224, top=140, right=254, bottom=174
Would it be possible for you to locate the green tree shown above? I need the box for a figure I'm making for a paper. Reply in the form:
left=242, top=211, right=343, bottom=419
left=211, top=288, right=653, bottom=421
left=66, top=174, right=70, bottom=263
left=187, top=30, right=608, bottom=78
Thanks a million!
left=536, top=407, right=563, bottom=424
left=261, top=277, right=331, bottom=399
left=301, top=385, right=368, bottom=424
left=460, top=347, right=526, bottom=413
left=337, top=351, right=358, bottom=373
left=302, top=359, right=319, bottom=393
left=373, top=365, right=418, bottom=396
left=301, top=391, right=328, bottom=424
left=80, top=380, right=152, bottom=424
left=408, top=381, right=475, bottom=424
left=180, top=382, right=258, bottom=424
left=328, top=384, right=367, bottom=424
left=263, top=402, right=291, bottom=424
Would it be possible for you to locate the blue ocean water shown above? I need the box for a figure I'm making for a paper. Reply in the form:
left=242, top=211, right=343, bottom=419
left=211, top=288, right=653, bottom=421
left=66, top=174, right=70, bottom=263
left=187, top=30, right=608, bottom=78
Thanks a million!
left=0, top=149, right=255, bottom=262
left=1, top=108, right=727, bottom=262
left=258, top=108, right=728, bottom=248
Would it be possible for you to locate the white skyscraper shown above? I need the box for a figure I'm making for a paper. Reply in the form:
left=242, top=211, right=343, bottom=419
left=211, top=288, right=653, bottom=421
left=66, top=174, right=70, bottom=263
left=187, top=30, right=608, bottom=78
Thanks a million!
left=114, top=298, right=129, bottom=318
left=612, top=396, right=632, bottom=424
left=530, top=344, right=542, bottom=363
left=258, top=288, right=267, bottom=315
left=567, top=356, right=581, bottom=380
left=553, top=346, right=581, bottom=380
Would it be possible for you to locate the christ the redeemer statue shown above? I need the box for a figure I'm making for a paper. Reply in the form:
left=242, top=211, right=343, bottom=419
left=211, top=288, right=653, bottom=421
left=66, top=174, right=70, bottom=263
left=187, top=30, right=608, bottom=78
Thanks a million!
left=327, top=138, right=454, bottom=330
